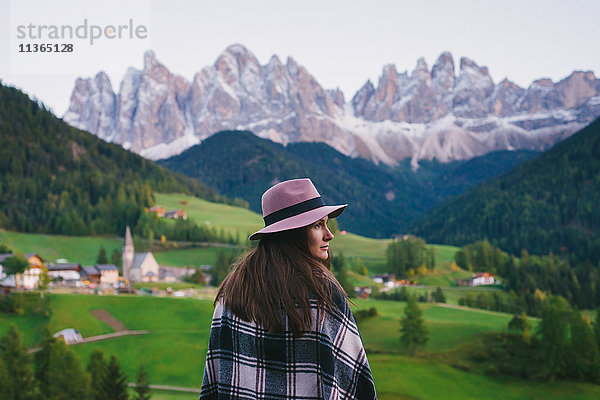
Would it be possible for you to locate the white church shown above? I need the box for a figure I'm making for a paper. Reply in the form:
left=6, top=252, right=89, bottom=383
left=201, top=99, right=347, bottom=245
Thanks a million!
left=122, top=226, right=159, bottom=283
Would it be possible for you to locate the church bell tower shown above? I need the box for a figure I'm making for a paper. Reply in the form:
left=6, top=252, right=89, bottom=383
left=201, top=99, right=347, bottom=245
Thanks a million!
left=122, top=226, right=134, bottom=282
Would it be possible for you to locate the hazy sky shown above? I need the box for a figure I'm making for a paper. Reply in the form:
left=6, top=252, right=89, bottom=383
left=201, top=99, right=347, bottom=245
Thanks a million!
left=1, top=0, right=599, bottom=116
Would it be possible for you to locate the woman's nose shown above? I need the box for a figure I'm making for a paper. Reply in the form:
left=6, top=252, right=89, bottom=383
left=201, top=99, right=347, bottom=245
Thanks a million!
left=324, top=226, right=334, bottom=241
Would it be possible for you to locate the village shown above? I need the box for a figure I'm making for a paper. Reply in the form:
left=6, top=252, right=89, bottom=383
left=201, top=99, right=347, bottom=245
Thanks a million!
left=0, top=225, right=204, bottom=296
left=0, top=224, right=497, bottom=300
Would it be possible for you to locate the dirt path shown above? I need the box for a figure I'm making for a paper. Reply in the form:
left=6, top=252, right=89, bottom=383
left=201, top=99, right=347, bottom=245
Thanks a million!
left=28, top=330, right=149, bottom=353
left=90, top=309, right=127, bottom=331
left=436, top=303, right=541, bottom=320
left=127, top=383, right=200, bottom=393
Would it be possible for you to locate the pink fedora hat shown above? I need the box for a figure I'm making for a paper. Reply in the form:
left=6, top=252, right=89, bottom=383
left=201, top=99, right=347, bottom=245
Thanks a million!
left=249, top=178, right=347, bottom=240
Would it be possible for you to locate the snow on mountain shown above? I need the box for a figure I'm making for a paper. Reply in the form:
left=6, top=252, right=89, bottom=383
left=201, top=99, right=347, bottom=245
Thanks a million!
left=63, top=45, right=600, bottom=166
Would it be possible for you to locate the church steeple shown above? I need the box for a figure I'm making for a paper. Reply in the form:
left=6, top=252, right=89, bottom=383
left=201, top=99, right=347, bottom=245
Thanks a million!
left=122, top=226, right=134, bottom=282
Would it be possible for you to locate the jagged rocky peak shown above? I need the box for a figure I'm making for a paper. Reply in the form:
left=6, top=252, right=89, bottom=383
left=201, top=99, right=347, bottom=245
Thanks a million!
left=283, top=55, right=339, bottom=116
left=264, top=55, right=289, bottom=105
left=529, top=78, right=554, bottom=89
left=413, top=57, right=430, bottom=77
left=328, top=88, right=345, bottom=108
left=214, top=43, right=262, bottom=86
left=63, top=71, right=116, bottom=140
left=144, top=50, right=158, bottom=70
left=94, top=71, right=113, bottom=88
left=374, top=64, right=402, bottom=102
left=267, top=54, right=283, bottom=68
left=431, top=51, right=455, bottom=89
left=459, top=57, right=490, bottom=76
left=489, top=78, right=525, bottom=116
left=351, top=80, right=375, bottom=116
left=453, top=57, right=494, bottom=117
left=556, top=70, right=598, bottom=109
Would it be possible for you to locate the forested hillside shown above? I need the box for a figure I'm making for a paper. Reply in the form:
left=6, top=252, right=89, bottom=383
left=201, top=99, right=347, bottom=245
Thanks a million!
left=159, top=130, right=536, bottom=237
left=0, top=83, right=229, bottom=235
left=410, top=117, right=600, bottom=264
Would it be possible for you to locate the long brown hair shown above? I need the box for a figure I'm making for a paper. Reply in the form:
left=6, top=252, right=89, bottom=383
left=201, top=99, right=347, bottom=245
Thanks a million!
left=215, top=225, right=346, bottom=336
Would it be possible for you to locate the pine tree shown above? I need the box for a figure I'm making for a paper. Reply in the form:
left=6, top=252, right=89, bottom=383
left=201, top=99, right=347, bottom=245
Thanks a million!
left=97, top=246, right=109, bottom=264
left=34, top=328, right=56, bottom=397
left=111, top=249, right=123, bottom=270
left=0, top=324, right=36, bottom=400
left=210, top=249, right=235, bottom=286
left=133, top=365, right=151, bottom=400
left=331, top=252, right=346, bottom=273
left=88, top=350, right=108, bottom=400
left=400, top=295, right=428, bottom=356
left=569, top=309, right=600, bottom=382
left=594, top=308, right=600, bottom=353
left=336, top=265, right=356, bottom=298
left=37, top=266, right=51, bottom=300
left=0, top=357, right=10, bottom=400
left=46, top=341, right=91, bottom=399
left=102, top=355, right=129, bottom=400
left=538, top=296, right=570, bottom=381
left=432, top=287, right=446, bottom=303
left=508, top=312, right=532, bottom=342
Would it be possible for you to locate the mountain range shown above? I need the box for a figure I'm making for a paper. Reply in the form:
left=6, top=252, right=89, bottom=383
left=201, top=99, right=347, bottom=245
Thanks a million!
left=64, top=44, right=600, bottom=167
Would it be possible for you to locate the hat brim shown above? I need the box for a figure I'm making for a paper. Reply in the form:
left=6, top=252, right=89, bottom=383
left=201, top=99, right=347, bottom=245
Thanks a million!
left=248, top=204, right=347, bottom=241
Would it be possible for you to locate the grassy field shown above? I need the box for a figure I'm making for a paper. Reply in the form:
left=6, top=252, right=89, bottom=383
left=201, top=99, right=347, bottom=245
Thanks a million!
left=152, top=245, right=241, bottom=268
left=154, top=193, right=263, bottom=240
left=2, top=294, right=597, bottom=400
left=149, top=390, right=198, bottom=400
left=369, top=353, right=600, bottom=400
left=46, top=294, right=210, bottom=388
left=354, top=299, right=520, bottom=353
left=0, top=230, right=123, bottom=265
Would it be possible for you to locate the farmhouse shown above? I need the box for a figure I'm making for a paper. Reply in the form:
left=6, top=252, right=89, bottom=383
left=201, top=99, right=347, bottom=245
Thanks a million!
left=0, top=255, right=10, bottom=285
left=81, top=266, right=101, bottom=284
left=53, top=328, right=83, bottom=344
left=354, top=286, right=373, bottom=299
left=458, top=272, right=495, bottom=286
left=148, top=206, right=166, bottom=217
left=0, top=260, right=15, bottom=289
left=47, top=263, right=81, bottom=282
left=372, top=273, right=398, bottom=289
left=96, top=264, right=120, bottom=285
left=165, top=209, right=187, bottom=220
left=0, top=253, right=46, bottom=290
left=472, top=272, right=495, bottom=286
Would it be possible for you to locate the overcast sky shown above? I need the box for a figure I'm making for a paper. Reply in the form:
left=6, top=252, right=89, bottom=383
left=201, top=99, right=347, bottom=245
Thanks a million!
left=1, top=0, right=599, bottom=116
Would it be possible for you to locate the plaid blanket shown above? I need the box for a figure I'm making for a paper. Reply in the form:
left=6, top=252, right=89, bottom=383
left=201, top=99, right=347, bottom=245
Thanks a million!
left=199, top=290, right=377, bottom=399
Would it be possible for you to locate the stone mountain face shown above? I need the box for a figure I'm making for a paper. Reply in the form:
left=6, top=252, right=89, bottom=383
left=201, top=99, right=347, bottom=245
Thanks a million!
left=64, top=45, right=600, bottom=167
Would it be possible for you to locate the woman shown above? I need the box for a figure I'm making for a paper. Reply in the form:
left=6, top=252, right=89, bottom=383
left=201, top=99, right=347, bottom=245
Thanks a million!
left=200, top=178, right=377, bottom=399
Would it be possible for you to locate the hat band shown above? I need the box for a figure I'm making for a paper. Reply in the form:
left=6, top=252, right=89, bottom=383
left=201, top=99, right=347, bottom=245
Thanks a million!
left=263, top=197, right=325, bottom=227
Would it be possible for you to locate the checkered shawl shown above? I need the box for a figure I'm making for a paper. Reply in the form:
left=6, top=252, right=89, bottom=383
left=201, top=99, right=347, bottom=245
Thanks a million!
left=199, top=290, right=377, bottom=399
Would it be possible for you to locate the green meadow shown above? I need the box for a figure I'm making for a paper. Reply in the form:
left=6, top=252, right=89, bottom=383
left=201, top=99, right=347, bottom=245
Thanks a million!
left=2, top=294, right=598, bottom=399
left=153, top=192, right=263, bottom=240
left=152, top=245, right=239, bottom=268
left=0, top=230, right=123, bottom=265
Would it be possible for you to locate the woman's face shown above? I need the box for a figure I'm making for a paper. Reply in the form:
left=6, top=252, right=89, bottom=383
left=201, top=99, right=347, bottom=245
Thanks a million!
left=307, top=216, right=334, bottom=261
